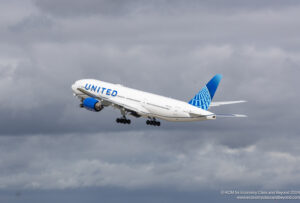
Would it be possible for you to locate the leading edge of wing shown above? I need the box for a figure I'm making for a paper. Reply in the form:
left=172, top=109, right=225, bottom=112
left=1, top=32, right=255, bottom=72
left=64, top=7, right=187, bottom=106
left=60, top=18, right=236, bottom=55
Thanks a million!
left=77, top=87, right=150, bottom=115
left=210, top=100, right=246, bottom=107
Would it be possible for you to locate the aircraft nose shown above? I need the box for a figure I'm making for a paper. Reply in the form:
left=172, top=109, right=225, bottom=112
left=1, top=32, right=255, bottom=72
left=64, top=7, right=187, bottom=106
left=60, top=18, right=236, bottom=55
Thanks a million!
left=71, top=81, right=78, bottom=91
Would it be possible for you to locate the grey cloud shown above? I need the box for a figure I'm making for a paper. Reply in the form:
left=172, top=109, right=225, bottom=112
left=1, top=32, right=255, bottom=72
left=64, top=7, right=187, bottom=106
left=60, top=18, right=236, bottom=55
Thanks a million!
left=9, top=15, right=53, bottom=33
left=0, top=44, right=298, bottom=136
left=34, top=0, right=137, bottom=17
left=0, top=132, right=300, bottom=190
left=0, top=0, right=300, bottom=201
left=33, top=0, right=300, bottom=18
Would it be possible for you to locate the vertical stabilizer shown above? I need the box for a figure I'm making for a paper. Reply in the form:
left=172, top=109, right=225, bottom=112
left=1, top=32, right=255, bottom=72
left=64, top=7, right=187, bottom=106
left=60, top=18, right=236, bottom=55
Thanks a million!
left=188, top=74, right=222, bottom=110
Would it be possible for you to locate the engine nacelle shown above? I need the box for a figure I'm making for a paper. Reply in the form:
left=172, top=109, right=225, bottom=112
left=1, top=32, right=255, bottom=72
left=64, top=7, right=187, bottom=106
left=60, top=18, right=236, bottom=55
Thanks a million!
left=82, top=97, right=103, bottom=112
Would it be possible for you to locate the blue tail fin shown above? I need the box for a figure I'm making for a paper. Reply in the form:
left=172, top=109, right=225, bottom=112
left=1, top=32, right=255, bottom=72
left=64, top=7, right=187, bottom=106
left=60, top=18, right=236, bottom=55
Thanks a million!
left=188, top=74, right=222, bottom=110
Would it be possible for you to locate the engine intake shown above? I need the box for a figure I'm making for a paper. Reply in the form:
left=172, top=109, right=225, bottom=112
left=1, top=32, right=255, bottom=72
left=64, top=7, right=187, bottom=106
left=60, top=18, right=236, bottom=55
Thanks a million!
left=82, top=97, right=103, bottom=112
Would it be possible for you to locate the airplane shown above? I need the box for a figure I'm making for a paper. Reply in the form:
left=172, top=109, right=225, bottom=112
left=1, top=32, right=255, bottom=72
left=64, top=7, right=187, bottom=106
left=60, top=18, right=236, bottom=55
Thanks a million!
left=71, top=74, right=246, bottom=126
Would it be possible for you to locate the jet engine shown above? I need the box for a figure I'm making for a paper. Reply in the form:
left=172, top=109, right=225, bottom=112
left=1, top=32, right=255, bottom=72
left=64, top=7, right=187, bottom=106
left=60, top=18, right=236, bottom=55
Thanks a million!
left=82, top=97, right=103, bottom=112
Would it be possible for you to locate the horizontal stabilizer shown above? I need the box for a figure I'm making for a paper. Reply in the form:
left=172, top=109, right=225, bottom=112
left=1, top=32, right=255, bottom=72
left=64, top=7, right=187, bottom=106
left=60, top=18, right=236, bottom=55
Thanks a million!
left=210, top=100, right=246, bottom=107
left=216, top=114, right=247, bottom=118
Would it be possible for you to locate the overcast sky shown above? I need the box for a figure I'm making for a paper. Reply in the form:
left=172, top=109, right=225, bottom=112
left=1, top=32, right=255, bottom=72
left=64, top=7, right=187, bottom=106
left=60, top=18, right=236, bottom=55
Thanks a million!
left=0, top=0, right=300, bottom=202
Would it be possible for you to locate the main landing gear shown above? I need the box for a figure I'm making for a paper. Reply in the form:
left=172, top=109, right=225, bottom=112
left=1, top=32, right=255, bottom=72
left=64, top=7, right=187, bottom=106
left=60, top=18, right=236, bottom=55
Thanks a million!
left=116, top=117, right=131, bottom=124
left=146, top=118, right=161, bottom=126
left=116, top=108, right=131, bottom=124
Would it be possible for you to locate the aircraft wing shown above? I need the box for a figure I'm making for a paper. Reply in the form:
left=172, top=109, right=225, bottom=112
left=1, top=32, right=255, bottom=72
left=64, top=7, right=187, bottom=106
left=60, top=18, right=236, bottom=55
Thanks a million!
left=77, top=88, right=150, bottom=116
left=210, top=100, right=246, bottom=107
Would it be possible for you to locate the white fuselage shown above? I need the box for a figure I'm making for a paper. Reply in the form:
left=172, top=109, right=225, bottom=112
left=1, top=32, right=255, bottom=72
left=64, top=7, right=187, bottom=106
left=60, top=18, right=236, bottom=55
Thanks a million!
left=72, top=79, right=216, bottom=122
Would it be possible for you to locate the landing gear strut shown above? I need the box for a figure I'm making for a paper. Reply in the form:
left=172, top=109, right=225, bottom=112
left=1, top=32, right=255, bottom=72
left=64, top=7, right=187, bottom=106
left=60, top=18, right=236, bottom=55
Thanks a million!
left=116, top=116, right=131, bottom=124
left=146, top=118, right=161, bottom=126
left=116, top=108, right=131, bottom=124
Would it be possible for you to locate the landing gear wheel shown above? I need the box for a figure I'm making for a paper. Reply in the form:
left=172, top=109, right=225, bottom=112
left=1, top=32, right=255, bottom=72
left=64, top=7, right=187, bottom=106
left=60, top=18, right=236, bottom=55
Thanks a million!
left=116, top=117, right=131, bottom=124
left=146, top=119, right=161, bottom=126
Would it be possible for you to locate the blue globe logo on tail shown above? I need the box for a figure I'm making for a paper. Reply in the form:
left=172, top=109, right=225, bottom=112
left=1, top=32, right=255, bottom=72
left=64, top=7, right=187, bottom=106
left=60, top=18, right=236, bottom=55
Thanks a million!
left=188, top=74, right=222, bottom=110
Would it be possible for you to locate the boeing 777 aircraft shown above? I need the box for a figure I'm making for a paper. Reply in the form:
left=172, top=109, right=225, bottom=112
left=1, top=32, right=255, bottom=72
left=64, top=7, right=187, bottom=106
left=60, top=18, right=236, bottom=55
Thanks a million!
left=71, top=74, right=246, bottom=126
